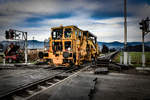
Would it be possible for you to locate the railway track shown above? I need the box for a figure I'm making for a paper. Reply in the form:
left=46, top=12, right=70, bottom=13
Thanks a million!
left=0, top=64, right=91, bottom=100
left=0, top=51, right=122, bottom=100
left=92, top=51, right=131, bottom=74
left=95, top=51, right=119, bottom=67
left=95, top=51, right=132, bottom=72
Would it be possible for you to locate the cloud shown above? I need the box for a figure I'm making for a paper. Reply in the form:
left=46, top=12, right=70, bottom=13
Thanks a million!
left=0, top=0, right=101, bottom=16
left=16, top=15, right=143, bottom=42
left=129, top=3, right=150, bottom=18
left=0, top=0, right=101, bottom=30
left=0, top=0, right=149, bottom=42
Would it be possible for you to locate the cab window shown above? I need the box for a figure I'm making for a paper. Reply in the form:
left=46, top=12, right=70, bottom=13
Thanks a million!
left=52, top=29, right=63, bottom=39
left=65, top=41, right=71, bottom=51
left=52, top=42, right=63, bottom=52
left=75, top=30, right=78, bottom=38
left=64, top=28, right=72, bottom=38
left=79, top=31, right=81, bottom=39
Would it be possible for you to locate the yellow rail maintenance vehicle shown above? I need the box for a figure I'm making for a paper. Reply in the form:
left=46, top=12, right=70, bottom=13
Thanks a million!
left=39, top=25, right=100, bottom=67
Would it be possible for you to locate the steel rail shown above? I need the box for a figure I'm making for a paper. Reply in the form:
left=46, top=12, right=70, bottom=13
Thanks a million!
left=0, top=65, right=88, bottom=99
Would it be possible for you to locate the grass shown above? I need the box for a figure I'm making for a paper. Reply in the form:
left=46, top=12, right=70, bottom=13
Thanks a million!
left=0, top=56, right=2, bottom=63
left=113, top=52, right=150, bottom=67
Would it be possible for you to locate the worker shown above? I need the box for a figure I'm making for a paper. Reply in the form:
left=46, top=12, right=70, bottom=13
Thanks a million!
left=5, top=43, right=14, bottom=55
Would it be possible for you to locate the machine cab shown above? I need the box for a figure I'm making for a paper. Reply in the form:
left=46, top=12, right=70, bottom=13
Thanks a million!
left=40, top=25, right=99, bottom=67
left=47, top=26, right=81, bottom=66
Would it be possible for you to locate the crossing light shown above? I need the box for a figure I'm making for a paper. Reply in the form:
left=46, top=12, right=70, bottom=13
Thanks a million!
left=5, top=29, right=16, bottom=39
left=139, top=17, right=150, bottom=32
left=139, top=17, right=150, bottom=67
left=145, top=17, right=149, bottom=32
left=139, top=20, right=144, bottom=30
left=9, top=30, right=15, bottom=39
left=5, top=31, right=10, bottom=39
left=139, top=20, right=147, bottom=32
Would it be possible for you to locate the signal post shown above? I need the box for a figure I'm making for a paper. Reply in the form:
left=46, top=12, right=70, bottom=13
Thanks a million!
left=139, top=17, right=150, bottom=67
left=5, top=29, right=28, bottom=64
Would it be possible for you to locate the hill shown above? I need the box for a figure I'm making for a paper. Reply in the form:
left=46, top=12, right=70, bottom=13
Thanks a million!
left=0, top=40, right=150, bottom=50
left=98, top=41, right=150, bottom=50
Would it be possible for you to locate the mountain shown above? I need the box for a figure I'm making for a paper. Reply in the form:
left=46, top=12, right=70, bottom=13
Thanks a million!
left=98, top=41, right=123, bottom=49
left=0, top=40, right=44, bottom=50
left=27, top=40, right=44, bottom=49
left=98, top=41, right=150, bottom=50
left=0, top=40, right=150, bottom=50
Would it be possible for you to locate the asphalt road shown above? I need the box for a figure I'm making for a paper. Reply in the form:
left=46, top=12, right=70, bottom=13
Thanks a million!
left=93, top=73, right=150, bottom=100
left=28, top=72, right=150, bottom=100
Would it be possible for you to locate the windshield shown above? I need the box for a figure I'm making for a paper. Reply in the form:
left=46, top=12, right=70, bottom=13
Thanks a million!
left=65, top=41, right=71, bottom=51
left=64, top=28, right=72, bottom=38
left=52, top=42, right=63, bottom=52
left=52, top=29, right=63, bottom=39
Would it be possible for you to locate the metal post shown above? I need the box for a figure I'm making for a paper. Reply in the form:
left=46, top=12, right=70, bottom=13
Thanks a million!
left=139, top=17, right=150, bottom=67
left=124, top=0, right=128, bottom=65
left=120, top=55, right=123, bottom=64
left=25, top=32, right=28, bottom=64
left=3, top=57, right=5, bottom=65
left=129, top=55, right=131, bottom=65
left=120, top=49, right=122, bottom=64
left=142, top=31, right=145, bottom=67
left=33, top=36, right=34, bottom=49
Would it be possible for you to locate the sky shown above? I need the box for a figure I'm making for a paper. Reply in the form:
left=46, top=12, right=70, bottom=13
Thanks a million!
left=0, top=0, right=150, bottom=42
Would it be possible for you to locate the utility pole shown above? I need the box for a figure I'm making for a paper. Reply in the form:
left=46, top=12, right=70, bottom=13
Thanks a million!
left=124, top=0, right=128, bottom=65
left=25, top=32, right=28, bottom=64
left=142, top=29, right=145, bottom=67
left=33, top=36, right=34, bottom=49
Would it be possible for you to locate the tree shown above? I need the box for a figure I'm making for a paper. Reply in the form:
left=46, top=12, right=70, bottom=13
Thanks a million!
left=102, top=44, right=109, bottom=54
left=109, top=48, right=116, bottom=52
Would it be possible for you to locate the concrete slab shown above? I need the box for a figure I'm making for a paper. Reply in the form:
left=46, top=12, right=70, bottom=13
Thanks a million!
left=28, top=74, right=96, bottom=100
left=93, top=73, right=150, bottom=100
left=28, top=72, right=150, bottom=100
left=94, top=67, right=109, bottom=74
left=136, top=67, right=150, bottom=71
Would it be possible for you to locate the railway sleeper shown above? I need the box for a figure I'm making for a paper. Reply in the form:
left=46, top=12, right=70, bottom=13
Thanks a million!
left=37, top=85, right=47, bottom=90
left=10, top=86, right=42, bottom=100
left=2, top=76, right=68, bottom=100
left=0, top=66, right=89, bottom=100
left=96, top=64, right=109, bottom=67
left=25, top=89, right=34, bottom=95
left=12, top=95, right=25, bottom=100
